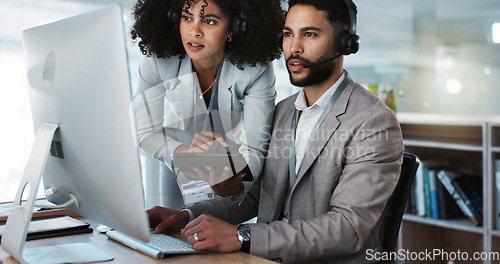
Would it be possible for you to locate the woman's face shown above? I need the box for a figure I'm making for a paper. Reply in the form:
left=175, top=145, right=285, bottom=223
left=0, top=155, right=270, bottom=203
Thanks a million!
left=179, top=0, right=231, bottom=66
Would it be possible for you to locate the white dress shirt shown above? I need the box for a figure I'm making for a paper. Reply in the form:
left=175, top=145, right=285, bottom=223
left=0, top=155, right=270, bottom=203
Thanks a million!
left=293, top=72, right=346, bottom=174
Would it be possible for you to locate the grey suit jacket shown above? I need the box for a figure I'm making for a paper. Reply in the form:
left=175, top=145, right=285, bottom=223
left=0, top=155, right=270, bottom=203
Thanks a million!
left=188, top=75, right=404, bottom=263
left=131, top=55, right=277, bottom=197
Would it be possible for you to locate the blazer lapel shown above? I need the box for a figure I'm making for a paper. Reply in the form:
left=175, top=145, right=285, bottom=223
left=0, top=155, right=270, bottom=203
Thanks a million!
left=216, top=62, right=235, bottom=138
left=162, top=57, right=198, bottom=130
left=291, top=81, right=355, bottom=191
left=270, top=100, right=296, bottom=220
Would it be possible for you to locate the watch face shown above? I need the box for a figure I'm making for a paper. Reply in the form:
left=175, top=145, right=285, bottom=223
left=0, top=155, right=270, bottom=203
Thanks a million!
left=238, top=225, right=251, bottom=241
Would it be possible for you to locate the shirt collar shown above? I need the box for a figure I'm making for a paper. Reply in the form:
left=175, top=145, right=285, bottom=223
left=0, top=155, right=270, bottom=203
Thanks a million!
left=294, top=71, right=346, bottom=111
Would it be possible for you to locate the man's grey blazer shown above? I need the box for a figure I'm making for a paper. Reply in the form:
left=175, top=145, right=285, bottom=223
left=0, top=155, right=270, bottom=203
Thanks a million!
left=188, top=75, right=404, bottom=263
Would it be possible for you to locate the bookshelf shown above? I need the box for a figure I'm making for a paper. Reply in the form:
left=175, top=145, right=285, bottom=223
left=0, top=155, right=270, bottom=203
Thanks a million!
left=489, top=122, right=500, bottom=257
left=396, top=113, right=500, bottom=264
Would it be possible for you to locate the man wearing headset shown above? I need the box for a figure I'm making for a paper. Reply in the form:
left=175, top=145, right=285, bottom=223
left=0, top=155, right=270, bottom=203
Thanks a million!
left=148, top=0, right=404, bottom=262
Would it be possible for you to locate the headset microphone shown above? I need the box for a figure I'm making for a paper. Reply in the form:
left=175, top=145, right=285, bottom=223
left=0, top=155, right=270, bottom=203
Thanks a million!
left=302, top=54, right=342, bottom=68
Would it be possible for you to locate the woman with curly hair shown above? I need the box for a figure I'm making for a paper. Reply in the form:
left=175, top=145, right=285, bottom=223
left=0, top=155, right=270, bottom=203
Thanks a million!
left=130, top=0, right=283, bottom=209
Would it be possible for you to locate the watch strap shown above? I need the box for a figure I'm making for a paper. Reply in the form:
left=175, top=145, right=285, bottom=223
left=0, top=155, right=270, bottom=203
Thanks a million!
left=237, top=224, right=251, bottom=253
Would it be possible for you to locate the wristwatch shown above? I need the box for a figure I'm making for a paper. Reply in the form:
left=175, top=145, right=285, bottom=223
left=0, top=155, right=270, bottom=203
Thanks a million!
left=237, top=224, right=251, bottom=253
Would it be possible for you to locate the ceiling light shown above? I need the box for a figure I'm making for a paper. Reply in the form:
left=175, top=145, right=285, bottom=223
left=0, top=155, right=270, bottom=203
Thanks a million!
left=446, top=79, right=462, bottom=94
left=484, top=67, right=491, bottom=75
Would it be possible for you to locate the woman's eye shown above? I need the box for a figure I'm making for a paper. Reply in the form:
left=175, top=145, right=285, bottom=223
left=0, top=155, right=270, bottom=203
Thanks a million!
left=203, top=19, right=216, bottom=25
left=182, top=15, right=192, bottom=21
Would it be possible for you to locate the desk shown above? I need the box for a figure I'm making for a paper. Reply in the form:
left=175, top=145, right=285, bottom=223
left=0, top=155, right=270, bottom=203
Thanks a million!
left=0, top=219, right=274, bottom=264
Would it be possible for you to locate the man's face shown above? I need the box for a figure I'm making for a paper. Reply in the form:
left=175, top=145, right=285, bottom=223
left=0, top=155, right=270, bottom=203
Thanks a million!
left=282, top=4, right=338, bottom=87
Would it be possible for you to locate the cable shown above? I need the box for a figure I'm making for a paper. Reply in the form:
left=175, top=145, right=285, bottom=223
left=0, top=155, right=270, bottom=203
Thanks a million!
left=0, top=195, right=78, bottom=216
left=0, top=205, right=24, bottom=216
left=33, top=195, right=78, bottom=209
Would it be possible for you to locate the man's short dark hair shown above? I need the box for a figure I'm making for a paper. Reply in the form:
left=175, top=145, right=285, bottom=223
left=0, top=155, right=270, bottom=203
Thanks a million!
left=288, top=0, right=355, bottom=31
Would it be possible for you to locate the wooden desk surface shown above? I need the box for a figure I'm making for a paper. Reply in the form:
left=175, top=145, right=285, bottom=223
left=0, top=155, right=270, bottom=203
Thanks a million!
left=0, top=218, right=274, bottom=264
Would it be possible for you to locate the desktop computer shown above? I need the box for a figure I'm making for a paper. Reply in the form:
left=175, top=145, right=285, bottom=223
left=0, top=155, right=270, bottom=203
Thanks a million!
left=0, top=4, right=188, bottom=263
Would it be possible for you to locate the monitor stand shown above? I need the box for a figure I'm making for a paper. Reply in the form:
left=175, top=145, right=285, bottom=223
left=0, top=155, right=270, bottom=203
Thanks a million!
left=0, top=122, right=114, bottom=264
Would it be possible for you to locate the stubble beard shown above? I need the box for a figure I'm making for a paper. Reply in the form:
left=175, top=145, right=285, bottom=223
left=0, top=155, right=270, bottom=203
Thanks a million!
left=287, top=54, right=335, bottom=87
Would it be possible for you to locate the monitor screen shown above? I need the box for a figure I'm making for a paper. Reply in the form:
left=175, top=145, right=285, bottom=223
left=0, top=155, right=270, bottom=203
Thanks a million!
left=21, top=4, right=150, bottom=242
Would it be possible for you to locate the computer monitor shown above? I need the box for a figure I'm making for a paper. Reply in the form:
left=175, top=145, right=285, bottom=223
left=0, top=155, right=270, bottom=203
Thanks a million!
left=1, top=4, right=151, bottom=263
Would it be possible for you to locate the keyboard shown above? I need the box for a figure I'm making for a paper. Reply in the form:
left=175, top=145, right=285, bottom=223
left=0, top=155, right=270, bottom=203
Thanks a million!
left=106, top=230, right=204, bottom=259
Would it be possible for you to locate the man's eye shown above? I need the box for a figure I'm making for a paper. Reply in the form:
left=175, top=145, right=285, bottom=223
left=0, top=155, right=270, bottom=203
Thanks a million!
left=182, top=15, right=192, bottom=21
left=305, top=32, right=315, bottom=37
left=283, top=32, right=292, bottom=37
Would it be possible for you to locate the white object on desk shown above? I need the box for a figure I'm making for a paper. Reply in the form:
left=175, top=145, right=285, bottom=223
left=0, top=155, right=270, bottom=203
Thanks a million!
left=23, top=243, right=113, bottom=264
left=97, top=224, right=113, bottom=233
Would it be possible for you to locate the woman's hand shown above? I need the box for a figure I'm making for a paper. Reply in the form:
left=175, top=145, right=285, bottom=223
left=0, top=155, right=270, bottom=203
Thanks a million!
left=184, top=165, right=245, bottom=197
left=210, top=171, right=245, bottom=197
left=175, top=131, right=228, bottom=153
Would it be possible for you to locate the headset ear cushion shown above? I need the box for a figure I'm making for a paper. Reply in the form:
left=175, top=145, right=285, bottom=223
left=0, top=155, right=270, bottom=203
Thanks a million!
left=337, top=30, right=351, bottom=55
left=232, top=18, right=247, bottom=36
left=232, top=19, right=240, bottom=35
left=167, top=11, right=179, bottom=24
left=240, top=19, right=247, bottom=35
left=338, top=30, right=360, bottom=55
left=348, top=34, right=360, bottom=54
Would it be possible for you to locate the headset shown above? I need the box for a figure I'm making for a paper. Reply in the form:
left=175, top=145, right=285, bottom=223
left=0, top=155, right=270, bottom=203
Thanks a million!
left=166, top=0, right=247, bottom=36
left=167, top=8, right=179, bottom=25
left=232, top=0, right=247, bottom=36
left=337, top=0, right=360, bottom=56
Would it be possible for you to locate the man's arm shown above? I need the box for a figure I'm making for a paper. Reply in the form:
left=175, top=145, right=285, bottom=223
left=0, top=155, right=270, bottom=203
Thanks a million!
left=148, top=172, right=262, bottom=234
left=186, top=172, right=262, bottom=224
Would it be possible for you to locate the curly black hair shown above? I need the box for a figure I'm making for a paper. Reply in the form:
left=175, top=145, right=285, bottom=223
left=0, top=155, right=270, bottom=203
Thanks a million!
left=130, top=0, right=284, bottom=69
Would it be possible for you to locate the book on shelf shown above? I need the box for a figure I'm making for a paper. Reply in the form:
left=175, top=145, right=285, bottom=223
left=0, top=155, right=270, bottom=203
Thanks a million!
left=406, top=169, right=461, bottom=219
left=437, top=170, right=483, bottom=226
left=435, top=175, right=462, bottom=219
left=414, top=162, right=426, bottom=216
left=408, top=180, right=417, bottom=214
left=495, top=159, right=500, bottom=230
left=423, top=167, right=432, bottom=218
left=412, top=160, right=448, bottom=218
left=428, top=169, right=440, bottom=219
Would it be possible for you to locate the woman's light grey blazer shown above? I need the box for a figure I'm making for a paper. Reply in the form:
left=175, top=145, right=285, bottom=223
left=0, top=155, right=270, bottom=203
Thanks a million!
left=131, top=54, right=277, bottom=198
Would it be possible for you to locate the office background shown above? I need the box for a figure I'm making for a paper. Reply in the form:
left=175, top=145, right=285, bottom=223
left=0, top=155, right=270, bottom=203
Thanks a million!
left=1, top=0, right=499, bottom=202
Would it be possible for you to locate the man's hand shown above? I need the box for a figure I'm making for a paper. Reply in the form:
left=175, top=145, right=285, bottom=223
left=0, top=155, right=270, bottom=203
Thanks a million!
left=147, top=206, right=190, bottom=234
left=181, top=214, right=241, bottom=252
